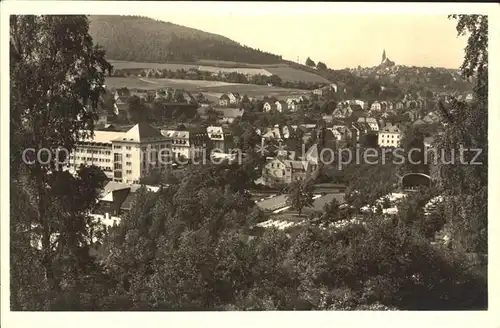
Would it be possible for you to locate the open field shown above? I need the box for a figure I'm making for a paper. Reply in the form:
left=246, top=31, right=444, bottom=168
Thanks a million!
left=105, top=77, right=311, bottom=98
left=266, top=66, right=331, bottom=84
left=108, top=60, right=330, bottom=83
left=109, top=60, right=197, bottom=71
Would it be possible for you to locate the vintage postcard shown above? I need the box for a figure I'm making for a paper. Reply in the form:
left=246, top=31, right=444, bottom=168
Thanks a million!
left=1, top=1, right=499, bottom=328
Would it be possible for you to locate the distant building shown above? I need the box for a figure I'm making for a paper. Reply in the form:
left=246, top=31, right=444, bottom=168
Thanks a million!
left=161, top=128, right=208, bottom=161
left=378, top=125, right=401, bottom=148
left=207, top=126, right=233, bottom=153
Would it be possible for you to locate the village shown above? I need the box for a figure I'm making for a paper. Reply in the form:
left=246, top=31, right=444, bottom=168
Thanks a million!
left=67, top=50, right=475, bottom=233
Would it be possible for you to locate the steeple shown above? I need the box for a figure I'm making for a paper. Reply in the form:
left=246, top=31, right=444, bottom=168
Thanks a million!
left=382, top=49, right=387, bottom=62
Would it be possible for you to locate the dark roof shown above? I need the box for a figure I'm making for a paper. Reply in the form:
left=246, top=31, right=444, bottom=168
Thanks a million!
left=350, top=104, right=363, bottom=112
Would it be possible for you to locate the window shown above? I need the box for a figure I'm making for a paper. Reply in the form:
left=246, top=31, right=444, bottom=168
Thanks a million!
left=126, top=170, right=132, bottom=174
left=114, top=145, right=122, bottom=150
left=126, top=162, right=132, bottom=166
left=126, top=154, right=131, bottom=158
left=126, top=146, right=131, bottom=150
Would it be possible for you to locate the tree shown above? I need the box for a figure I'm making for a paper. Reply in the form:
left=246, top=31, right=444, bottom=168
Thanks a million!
left=305, top=57, right=316, bottom=68
left=436, top=15, right=487, bottom=254
left=316, top=61, right=328, bottom=70
left=127, top=95, right=147, bottom=123
left=10, top=15, right=112, bottom=308
left=286, top=180, right=315, bottom=216
left=400, top=125, right=429, bottom=175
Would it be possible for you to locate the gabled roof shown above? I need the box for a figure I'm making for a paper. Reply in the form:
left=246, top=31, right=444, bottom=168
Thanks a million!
left=380, top=125, right=401, bottom=133
left=284, top=160, right=306, bottom=171
left=115, top=89, right=131, bottom=97
left=113, top=122, right=166, bottom=143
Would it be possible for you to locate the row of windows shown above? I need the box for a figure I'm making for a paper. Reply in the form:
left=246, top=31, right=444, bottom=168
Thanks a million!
left=380, top=134, right=400, bottom=139
left=76, top=149, right=111, bottom=155
left=72, top=156, right=111, bottom=163
left=380, top=140, right=400, bottom=145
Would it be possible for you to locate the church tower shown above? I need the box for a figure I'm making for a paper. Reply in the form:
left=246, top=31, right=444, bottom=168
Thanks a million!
left=382, top=49, right=387, bottom=63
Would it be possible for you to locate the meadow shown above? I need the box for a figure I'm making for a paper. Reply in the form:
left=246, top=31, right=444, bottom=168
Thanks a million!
left=105, top=77, right=311, bottom=98
left=108, top=60, right=329, bottom=84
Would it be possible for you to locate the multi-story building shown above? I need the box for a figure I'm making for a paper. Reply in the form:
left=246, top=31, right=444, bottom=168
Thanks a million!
left=161, top=128, right=208, bottom=162
left=378, top=125, right=402, bottom=148
left=207, top=126, right=233, bottom=153
left=69, top=123, right=172, bottom=184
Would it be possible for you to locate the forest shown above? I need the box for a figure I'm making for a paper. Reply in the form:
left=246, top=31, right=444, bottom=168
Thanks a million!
left=89, top=15, right=283, bottom=64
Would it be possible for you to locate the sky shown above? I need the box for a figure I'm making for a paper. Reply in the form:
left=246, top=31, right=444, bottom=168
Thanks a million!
left=147, top=2, right=469, bottom=69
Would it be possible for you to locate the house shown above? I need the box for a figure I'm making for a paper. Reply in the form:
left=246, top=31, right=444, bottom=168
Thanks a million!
left=332, top=124, right=353, bottom=141
left=380, top=101, right=389, bottom=111
left=262, top=101, right=273, bottom=112
left=313, top=88, right=324, bottom=96
left=161, top=128, right=208, bottom=161
left=286, top=97, right=301, bottom=105
left=219, top=92, right=241, bottom=107
left=357, top=117, right=379, bottom=132
left=378, top=125, right=402, bottom=148
left=275, top=100, right=288, bottom=112
left=93, top=182, right=161, bottom=225
left=370, top=101, right=382, bottom=111
left=395, top=101, right=405, bottom=111
left=423, top=111, right=441, bottom=124
left=413, top=119, right=427, bottom=127
left=298, top=95, right=310, bottom=103
left=332, top=103, right=353, bottom=118
left=287, top=100, right=299, bottom=112
left=219, top=94, right=230, bottom=107
left=327, top=128, right=343, bottom=141
left=386, top=101, right=394, bottom=110
left=183, top=91, right=194, bottom=104
left=113, top=100, right=129, bottom=116
left=155, top=89, right=169, bottom=101
left=406, top=100, right=418, bottom=109
left=262, top=127, right=282, bottom=140
left=207, top=126, right=233, bottom=153
left=350, top=99, right=367, bottom=110
left=114, top=89, right=131, bottom=102
left=262, top=158, right=308, bottom=185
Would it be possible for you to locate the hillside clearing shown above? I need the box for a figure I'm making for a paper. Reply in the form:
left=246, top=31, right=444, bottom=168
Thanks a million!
left=109, top=60, right=330, bottom=84
left=105, top=77, right=311, bottom=98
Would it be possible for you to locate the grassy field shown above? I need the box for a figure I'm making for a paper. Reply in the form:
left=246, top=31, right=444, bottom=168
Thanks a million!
left=105, top=77, right=311, bottom=98
left=108, top=59, right=329, bottom=84
left=266, top=66, right=330, bottom=84
left=109, top=60, right=197, bottom=71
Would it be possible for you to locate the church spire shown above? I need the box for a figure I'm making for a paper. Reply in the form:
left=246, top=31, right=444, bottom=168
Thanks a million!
left=382, top=49, right=386, bottom=62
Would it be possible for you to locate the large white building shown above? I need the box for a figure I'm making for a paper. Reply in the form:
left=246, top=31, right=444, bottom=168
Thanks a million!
left=378, top=125, right=401, bottom=148
left=68, top=123, right=172, bottom=184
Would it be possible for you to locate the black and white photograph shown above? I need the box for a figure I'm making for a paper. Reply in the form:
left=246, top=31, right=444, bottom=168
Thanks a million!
left=1, top=1, right=499, bottom=325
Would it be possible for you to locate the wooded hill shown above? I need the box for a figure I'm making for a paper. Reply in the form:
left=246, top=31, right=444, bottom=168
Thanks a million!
left=88, top=15, right=283, bottom=64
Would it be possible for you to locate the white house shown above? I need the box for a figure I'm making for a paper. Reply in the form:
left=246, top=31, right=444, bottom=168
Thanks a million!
left=371, top=101, right=382, bottom=111
left=378, top=125, right=401, bottom=148
left=263, top=101, right=273, bottom=112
